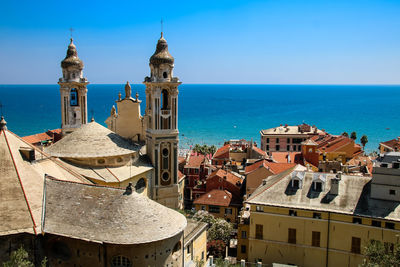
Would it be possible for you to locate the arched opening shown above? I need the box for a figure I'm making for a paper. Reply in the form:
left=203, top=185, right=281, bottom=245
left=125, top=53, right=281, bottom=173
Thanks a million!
left=70, top=88, right=78, bottom=106
left=161, top=89, right=168, bottom=110
left=163, top=71, right=168, bottom=78
left=135, top=178, right=146, bottom=193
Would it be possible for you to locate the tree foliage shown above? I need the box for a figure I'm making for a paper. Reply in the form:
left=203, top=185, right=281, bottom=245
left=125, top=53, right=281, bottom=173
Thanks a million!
left=207, top=240, right=226, bottom=259
left=362, top=239, right=400, bottom=267
left=342, top=132, right=349, bottom=137
left=361, top=135, right=368, bottom=149
left=350, top=131, right=357, bottom=140
left=208, top=218, right=234, bottom=245
left=2, top=247, right=47, bottom=267
left=193, top=210, right=216, bottom=226
left=193, top=144, right=217, bottom=156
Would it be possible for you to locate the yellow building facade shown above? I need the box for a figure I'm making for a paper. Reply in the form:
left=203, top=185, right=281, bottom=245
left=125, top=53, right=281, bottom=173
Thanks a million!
left=238, top=169, right=400, bottom=266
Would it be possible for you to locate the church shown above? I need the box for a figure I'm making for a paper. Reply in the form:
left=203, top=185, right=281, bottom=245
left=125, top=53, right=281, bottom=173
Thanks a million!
left=49, top=32, right=183, bottom=210
left=0, top=33, right=208, bottom=267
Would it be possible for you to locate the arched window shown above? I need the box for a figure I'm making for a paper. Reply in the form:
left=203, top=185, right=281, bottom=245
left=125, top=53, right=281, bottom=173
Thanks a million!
left=161, top=89, right=168, bottom=110
left=70, top=88, right=78, bottom=106
left=163, top=71, right=168, bottom=79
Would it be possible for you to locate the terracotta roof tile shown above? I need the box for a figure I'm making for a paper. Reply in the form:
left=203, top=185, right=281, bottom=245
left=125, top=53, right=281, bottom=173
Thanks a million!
left=22, top=129, right=61, bottom=145
left=381, top=138, right=400, bottom=151
left=213, top=144, right=230, bottom=159
left=245, top=160, right=296, bottom=175
left=207, top=169, right=242, bottom=187
left=271, top=152, right=302, bottom=164
left=193, top=189, right=234, bottom=207
left=185, top=154, right=205, bottom=168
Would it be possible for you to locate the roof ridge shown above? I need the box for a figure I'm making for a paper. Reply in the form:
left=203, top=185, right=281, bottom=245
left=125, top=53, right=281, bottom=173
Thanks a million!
left=3, top=130, right=37, bottom=235
left=45, top=175, right=128, bottom=191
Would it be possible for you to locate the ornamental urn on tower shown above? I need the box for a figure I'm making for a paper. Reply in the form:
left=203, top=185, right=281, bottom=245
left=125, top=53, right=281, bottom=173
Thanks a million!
left=58, top=38, right=89, bottom=135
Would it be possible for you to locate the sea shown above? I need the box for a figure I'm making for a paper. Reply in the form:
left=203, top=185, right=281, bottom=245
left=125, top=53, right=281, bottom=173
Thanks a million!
left=0, top=84, right=399, bottom=153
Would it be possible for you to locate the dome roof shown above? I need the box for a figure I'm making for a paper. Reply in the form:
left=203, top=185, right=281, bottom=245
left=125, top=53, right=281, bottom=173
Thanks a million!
left=61, top=38, right=84, bottom=69
left=149, top=33, right=174, bottom=66
left=45, top=121, right=140, bottom=158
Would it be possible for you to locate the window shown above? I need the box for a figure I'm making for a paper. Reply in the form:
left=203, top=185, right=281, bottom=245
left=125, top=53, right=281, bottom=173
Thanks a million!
left=256, top=206, right=264, bottom=212
left=111, top=255, right=132, bottom=267
left=201, top=251, right=204, bottom=260
left=266, top=145, right=269, bottom=151
left=313, top=181, right=323, bottom=191
left=385, top=222, right=395, bottom=229
left=256, top=224, right=263, bottom=239
left=225, top=208, right=233, bottom=215
left=161, top=89, right=168, bottom=110
left=135, top=178, right=146, bottom=193
left=287, top=145, right=290, bottom=151
left=201, top=205, right=206, bottom=211
left=163, top=71, right=168, bottom=78
left=371, top=220, right=381, bottom=227
left=241, top=245, right=246, bottom=254
left=276, top=145, right=280, bottom=151
left=70, top=88, right=78, bottom=106
left=312, top=231, right=320, bottom=247
left=288, top=228, right=296, bottom=244
left=351, top=237, right=361, bottom=254
left=241, top=231, right=247, bottom=239
left=353, top=217, right=362, bottom=224
left=292, top=179, right=299, bottom=188
left=276, top=138, right=279, bottom=143
left=289, top=210, right=297, bottom=216
left=209, top=205, right=220, bottom=213
left=390, top=189, right=396, bottom=195
left=287, top=138, right=290, bottom=143
left=293, top=138, right=302, bottom=144
left=393, top=162, right=400, bottom=169
left=266, top=138, right=269, bottom=143
left=313, top=212, right=322, bottom=219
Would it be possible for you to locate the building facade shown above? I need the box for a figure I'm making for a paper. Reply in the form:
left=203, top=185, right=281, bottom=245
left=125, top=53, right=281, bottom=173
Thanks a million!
left=237, top=169, right=400, bottom=266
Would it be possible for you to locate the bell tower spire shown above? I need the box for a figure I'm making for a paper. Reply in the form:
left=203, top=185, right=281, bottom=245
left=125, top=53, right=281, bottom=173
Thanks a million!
left=58, top=37, right=89, bottom=135
left=144, top=33, right=182, bottom=209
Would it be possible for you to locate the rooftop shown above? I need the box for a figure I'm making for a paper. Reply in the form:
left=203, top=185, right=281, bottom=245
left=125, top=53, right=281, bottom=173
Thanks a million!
left=260, top=123, right=322, bottom=136
left=247, top=169, right=400, bottom=221
left=45, top=121, right=140, bottom=158
left=43, top=177, right=187, bottom=244
left=193, top=189, right=240, bottom=207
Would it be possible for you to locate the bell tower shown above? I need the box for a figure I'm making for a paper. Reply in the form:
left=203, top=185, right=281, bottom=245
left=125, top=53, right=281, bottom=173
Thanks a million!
left=58, top=38, right=89, bottom=135
left=144, top=33, right=182, bottom=209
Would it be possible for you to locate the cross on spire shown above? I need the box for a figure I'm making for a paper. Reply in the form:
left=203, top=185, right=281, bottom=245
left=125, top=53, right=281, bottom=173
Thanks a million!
left=160, top=18, right=163, bottom=36
left=69, top=27, right=74, bottom=39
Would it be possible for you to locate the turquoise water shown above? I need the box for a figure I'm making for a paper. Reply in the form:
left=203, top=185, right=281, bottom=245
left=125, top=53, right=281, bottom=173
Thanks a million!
left=0, top=84, right=399, bottom=152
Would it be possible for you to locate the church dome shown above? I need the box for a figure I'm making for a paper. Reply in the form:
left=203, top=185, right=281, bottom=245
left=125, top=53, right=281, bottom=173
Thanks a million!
left=149, top=33, right=174, bottom=66
left=61, top=38, right=84, bottom=69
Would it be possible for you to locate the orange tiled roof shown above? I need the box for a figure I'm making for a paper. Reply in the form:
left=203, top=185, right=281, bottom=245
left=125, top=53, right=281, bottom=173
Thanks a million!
left=311, top=134, right=362, bottom=157
left=213, top=144, right=230, bottom=159
left=193, top=189, right=233, bottom=207
left=178, top=156, right=186, bottom=164
left=22, top=129, right=61, bottom=145
left=380, top=138, right=400, bottom=151
left=245, top=160, right=295, bottom=175
left=185, top=154, right=205, bottom=168
left=251, top=145, right=266, bottom=156
left=207, top=169, right=242, bottom=187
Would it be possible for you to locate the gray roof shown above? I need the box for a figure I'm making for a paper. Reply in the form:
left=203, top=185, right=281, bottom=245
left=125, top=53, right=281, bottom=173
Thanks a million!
left=247, top=170, right=400, bottom=221
left=184, top=219, right=207, bottom=247
left=45, top=122, right=140, bottom=158
left=43, top=177, right=187, bottom=244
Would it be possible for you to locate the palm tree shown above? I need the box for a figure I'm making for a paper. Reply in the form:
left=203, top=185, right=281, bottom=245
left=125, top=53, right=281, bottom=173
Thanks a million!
left=350, top=132, right=357, bottom=140
left=342, top=132, right=349, bottom=137
left=361, top=135, right=368, bottom=151
left=210, top=145, right=217, bottom=155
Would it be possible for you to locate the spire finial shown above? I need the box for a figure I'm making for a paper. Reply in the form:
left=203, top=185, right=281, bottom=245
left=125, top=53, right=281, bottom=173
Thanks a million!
left=69, top=27, right=74, bottom=39
left=135, top=91, right=139, bottom=101
left=161, top=18, right=163, bottom=37
left=90, top=109, right=94, bottom=122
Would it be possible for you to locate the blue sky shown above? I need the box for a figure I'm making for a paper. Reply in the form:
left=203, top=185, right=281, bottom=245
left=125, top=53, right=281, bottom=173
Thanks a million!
left=0, top=0, right=399, bottom=84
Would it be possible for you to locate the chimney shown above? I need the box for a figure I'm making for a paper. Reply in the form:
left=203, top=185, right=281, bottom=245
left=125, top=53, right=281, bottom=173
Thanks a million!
left=330, top=177, right=340, bottom=195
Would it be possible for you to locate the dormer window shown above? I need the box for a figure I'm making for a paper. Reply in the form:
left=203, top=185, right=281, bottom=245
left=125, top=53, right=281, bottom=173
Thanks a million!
left=312, top=173, right=326, bottom=192
left=290, top=171, right=304, bottom=189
